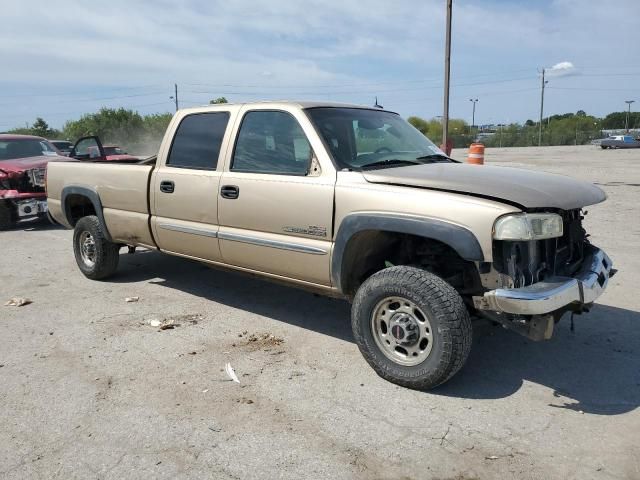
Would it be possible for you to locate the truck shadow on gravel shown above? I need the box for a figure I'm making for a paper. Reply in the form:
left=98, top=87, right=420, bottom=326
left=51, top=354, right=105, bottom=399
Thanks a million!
left=116, top=250, right=354, bottom=342
left=116, top=250, right=639, bottom=415
left=437, top=305, right=640, bottom=415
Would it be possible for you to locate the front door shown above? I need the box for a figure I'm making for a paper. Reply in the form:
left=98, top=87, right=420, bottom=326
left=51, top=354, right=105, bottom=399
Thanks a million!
left=151, top=111, right=231, bottom=262
left=218, top=109, right=335, bottom=285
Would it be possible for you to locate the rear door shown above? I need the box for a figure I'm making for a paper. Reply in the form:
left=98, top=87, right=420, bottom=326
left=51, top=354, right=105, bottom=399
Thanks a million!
left=150, top=109, right=234, bottom=261
left=217, top=107, right=335, bottom=285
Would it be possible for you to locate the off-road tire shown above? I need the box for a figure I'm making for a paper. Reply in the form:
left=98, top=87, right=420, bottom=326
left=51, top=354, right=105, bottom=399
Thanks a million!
left=73, top=215, right=120, bottom=280
left=0, top=201, right=16, bottom=231
left=351, top=266, right=472, bottom=390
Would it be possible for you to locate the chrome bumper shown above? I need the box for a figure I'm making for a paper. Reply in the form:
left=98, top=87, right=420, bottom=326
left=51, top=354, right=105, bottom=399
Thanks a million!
left=16, top=199, right=48, bottom=218
left=474, top=246, right=614, bottom=315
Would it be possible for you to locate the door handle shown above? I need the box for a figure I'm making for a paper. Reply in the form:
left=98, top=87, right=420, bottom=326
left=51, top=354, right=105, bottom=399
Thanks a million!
left=160, top=180, right=175, bottom=194
left=220, top=185, right=239, bottom=199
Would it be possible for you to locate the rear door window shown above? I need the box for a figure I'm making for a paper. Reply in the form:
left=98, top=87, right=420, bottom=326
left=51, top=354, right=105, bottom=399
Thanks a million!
left=167, top=112, right=230, bottom=170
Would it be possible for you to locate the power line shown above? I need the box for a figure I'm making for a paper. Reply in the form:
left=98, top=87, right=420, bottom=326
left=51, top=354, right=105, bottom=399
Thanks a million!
left=0, top=84, right=166, bottom=99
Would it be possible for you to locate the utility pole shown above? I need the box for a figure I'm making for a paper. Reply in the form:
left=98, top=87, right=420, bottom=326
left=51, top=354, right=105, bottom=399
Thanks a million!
left=625, top=100, right=635, bottom=132
left=538, top=68, right=547, bottom=146
left=442, top=0, right=453, bottom=152
left=469, top=98, right=478, bottom=130
left=174, top=84, right=179, bottom=112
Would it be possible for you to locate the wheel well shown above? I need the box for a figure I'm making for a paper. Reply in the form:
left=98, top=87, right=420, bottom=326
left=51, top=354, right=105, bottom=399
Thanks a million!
left=65, top=194, right=97, bottom=226
left=340, top=231, right=482, bottom=298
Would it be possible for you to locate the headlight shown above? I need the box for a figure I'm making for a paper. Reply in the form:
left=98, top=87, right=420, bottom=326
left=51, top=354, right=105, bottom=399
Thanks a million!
left=493, top=213, right=563, bottom=240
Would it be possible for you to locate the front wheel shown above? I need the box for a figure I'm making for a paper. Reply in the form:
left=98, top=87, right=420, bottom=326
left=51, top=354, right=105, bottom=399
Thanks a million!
left=73, top=215, right=120, bottom=280
left=351, top=266, right=472, bottom=390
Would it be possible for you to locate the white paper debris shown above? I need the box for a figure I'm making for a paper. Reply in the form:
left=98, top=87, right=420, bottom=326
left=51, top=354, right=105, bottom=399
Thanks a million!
left=224, top=362, right=240, bottom=383
left=4, top=297, right=32, bottom=307
left=125, top=297, right=139, bottom=303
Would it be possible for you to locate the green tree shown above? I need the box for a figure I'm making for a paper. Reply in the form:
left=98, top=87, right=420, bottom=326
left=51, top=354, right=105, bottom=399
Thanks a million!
left=8, top=117, right=61, bottom=138
left=210, top=97, right=228, bottom=104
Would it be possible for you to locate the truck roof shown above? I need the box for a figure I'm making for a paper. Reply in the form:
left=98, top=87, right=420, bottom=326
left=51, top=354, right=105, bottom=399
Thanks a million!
left=178, top=100, right=397, bottom=114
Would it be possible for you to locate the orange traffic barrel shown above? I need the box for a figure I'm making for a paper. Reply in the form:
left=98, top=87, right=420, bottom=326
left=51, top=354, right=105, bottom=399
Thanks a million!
left=467, top=143, right=485, bottom=165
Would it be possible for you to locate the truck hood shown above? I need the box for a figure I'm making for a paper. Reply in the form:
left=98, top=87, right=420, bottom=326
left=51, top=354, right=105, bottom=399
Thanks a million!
left=362, top=163, right=606, bottom=210
left=0, top=155, right=66, bottom=174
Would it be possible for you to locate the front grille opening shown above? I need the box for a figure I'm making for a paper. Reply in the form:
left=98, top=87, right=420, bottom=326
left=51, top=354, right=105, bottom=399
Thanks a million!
left=493, top=209, right=587, bottom=288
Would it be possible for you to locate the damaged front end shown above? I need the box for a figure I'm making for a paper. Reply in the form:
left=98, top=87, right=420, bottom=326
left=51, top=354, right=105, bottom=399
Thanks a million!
left=0, top=166, right=49, bottom=227
left=473, top=209, right=615, bottom=340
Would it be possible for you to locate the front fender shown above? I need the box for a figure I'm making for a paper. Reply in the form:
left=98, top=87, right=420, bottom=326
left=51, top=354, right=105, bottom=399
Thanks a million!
left=331, top=213, right=484, bottom=292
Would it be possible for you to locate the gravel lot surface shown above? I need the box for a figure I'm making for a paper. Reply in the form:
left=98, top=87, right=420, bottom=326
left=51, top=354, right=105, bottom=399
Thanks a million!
left=1, top=145, right=638, bottom=479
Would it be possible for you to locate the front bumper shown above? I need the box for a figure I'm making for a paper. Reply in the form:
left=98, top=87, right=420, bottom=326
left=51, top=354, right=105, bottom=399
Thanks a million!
left=474, top=246, right=613, bottom=315
left=15, top=198, right=48, bottom=218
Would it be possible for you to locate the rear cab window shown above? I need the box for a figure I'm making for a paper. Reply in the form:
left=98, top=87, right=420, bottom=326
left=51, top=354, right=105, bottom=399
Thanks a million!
left=167, top=112, right=230, bottom=170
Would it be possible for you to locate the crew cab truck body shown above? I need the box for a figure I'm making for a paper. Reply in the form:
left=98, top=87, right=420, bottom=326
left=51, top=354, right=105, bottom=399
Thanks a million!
left=47, top=101, right=614, bottom=389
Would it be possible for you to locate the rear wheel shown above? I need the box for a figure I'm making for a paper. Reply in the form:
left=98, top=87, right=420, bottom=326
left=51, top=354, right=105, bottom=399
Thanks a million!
left=351, top=266, right=472, bottom=390
left=73, top=215, right=120, bottom=279
left=0, top=201, right=16, bottom=231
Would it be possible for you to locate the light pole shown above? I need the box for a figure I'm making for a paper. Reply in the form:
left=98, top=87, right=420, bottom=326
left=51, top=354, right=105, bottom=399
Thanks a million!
left=469, top=98, right=478, bottom=130
left=169, top=84, right=179, bottom=112
left=538, top=69, right=548, bottom=146
left=625, top=100, right=635, bottom=132
left=442, top=0, right=453, bottom=152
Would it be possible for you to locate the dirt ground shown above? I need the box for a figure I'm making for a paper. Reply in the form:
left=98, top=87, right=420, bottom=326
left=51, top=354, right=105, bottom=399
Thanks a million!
left=1, top=145, right=638, bottom=479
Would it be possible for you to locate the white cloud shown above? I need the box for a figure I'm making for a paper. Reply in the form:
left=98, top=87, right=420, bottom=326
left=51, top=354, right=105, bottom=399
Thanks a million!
left=546, top=61, right=576, bottom=77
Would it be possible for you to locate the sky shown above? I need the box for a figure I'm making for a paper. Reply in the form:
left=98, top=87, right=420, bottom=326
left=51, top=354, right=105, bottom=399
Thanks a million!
left=1, top=0, right=639, bottom=131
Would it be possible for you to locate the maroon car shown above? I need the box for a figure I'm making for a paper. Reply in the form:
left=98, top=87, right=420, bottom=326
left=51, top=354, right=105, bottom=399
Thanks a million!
left=0, top=134, right=67, bottom=229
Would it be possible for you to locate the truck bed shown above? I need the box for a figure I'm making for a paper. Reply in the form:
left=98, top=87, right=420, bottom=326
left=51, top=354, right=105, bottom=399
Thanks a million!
left=47, top=161, right=157, bottom=248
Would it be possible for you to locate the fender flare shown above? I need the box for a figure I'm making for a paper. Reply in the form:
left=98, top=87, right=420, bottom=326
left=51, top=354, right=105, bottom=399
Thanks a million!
left=61, top=185, right=113, bottom=242
left=331, top=213, right=484, bottom=291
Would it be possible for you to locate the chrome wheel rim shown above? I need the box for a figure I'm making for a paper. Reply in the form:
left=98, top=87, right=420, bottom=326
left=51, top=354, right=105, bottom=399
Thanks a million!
left=371, top=296, right=434, bottom=366
left=79, top=231, right=97, bottom=267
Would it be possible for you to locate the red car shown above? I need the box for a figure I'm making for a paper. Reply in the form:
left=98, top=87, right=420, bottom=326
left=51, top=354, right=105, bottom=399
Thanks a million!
left=0, top=134, right=67, bottom=229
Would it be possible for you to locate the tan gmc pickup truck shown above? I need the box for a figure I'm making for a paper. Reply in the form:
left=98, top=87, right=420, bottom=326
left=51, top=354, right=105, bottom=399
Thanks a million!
left=47, top=101, right=614, bottom=389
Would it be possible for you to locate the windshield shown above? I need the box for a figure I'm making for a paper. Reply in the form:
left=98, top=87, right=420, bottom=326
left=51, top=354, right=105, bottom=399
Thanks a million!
left=0, top=139, right=58, bottom=160
left=306, top=107, right=448, bottom=170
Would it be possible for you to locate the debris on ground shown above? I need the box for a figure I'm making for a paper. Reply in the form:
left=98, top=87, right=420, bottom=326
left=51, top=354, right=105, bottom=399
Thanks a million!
left=147, top=313, right=203, bottom=331
left=236, top=397, right=254, bottom=404
left=485, top=455, right=499, bottom=460
left=224, top=362, right=240, bottom=383
left=159, top=319, right=177, bottom=330
left=236, top=332, right=285, bottom=351
left=4, top=297, right=32, bottom=307
left=125, top=296, right=139, bottom=303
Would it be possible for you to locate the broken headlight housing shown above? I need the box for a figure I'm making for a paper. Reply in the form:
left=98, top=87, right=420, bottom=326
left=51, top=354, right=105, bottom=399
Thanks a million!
left=0, top=171, right=11, bottom=190
left=493, top=213, right=563, bottom=241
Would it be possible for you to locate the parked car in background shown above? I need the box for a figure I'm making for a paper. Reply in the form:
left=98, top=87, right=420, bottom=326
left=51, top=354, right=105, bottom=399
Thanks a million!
left=600, top=135, right=640, bottom=149
left=0, top=134, right=67, bottom=229
left=50, top=140, right=74, bottom=156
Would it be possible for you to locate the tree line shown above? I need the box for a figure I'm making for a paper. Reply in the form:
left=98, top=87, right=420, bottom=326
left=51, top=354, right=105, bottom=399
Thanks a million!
left=408, top=110, right=640, bottom=148
left=6, top=103, right=639, bottom=154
